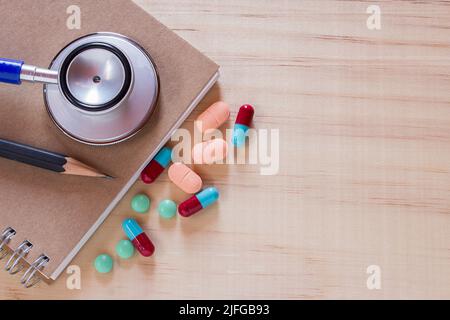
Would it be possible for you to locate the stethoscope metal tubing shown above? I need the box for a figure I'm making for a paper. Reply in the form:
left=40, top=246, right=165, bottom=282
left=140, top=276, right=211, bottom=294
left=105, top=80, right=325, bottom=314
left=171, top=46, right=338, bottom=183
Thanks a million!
left=20, top=65, right=58, bottom=84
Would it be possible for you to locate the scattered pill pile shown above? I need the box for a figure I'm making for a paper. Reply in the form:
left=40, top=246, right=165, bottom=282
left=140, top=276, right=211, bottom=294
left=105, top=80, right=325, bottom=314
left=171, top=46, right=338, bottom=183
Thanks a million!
left=94, top=102, right=254, bottom=273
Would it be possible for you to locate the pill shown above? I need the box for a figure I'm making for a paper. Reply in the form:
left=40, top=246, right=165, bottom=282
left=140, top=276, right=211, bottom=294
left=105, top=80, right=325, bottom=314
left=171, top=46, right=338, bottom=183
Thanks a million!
left=122, top=218, right=155, bottom=257
left=232, top=104, right=254, bottom=148
left=158, top=199, right=177, bottom=219
left=196, top=101, right=230, bottom=133
left=178, top=187, right=219, bottom=217
left=141, top=147, right=172, bottom=184
left=94, top=254, right=113, bottom=273
left=192, top=139, right=228, bottom=164
left=131, top=194, right=151, bottom=213
left=168, top=163, right=203, bottom=193
left=115, top=239, right=135, bottom=259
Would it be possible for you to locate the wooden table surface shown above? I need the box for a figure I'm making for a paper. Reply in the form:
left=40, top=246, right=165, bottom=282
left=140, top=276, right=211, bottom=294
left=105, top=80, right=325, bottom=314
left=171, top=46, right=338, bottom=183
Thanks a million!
left=2, top=0, right=450, bottom=299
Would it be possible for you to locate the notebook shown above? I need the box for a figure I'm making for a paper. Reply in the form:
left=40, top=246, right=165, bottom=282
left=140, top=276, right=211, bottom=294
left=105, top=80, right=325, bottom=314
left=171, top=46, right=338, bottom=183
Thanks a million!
left=0, top=0, right=219, bottom=284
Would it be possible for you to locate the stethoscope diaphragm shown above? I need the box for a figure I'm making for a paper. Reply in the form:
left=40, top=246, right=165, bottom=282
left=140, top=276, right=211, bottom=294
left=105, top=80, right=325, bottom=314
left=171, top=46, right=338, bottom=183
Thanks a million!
left=0, top=32, right=159, bottom=146
left=59, top=41, right=133, bottom=113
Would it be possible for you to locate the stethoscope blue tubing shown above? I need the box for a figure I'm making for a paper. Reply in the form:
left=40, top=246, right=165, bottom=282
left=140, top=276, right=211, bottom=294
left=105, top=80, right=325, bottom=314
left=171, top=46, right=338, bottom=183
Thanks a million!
left=0, top=58, right=24, bottom=85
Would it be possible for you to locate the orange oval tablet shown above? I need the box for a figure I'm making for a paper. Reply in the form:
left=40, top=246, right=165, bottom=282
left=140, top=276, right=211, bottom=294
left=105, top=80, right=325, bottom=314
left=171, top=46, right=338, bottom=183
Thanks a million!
left=196, top=101, right=230, bottom=133
left=192, top=139, right=229, bottom=164
left=168, top=163, right=203, bottom=194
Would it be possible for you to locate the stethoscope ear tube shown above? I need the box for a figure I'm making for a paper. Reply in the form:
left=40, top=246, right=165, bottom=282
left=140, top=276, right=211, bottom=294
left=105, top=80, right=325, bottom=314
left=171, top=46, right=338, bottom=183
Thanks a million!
left=0, top=58, right=58, bottom=85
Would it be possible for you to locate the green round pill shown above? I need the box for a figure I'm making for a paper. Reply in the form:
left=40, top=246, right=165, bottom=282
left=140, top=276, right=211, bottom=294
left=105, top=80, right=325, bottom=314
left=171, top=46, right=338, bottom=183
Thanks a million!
left=158, top=199, right=177, bottom=219
left=115, top=239, right=135, bottom=259
left=131, top=194, right=151, bottom=213
left=94, top=254, right=113, bottom=274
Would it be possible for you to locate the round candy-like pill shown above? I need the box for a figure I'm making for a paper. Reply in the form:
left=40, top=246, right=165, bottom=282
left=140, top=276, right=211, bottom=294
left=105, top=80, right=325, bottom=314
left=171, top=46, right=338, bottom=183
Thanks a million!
left=196, top=101, right=230, bottom=133
left=168, top=163, right=203, bottom=194
left=192, top=139, right=228, bottom=164
left=115, top=239, right=135, bottom=259
left=131, top=194, right=150, bottom=213
left=94, top=254, right=113, bottom=273
left=158, top=199, right=177, bottom=219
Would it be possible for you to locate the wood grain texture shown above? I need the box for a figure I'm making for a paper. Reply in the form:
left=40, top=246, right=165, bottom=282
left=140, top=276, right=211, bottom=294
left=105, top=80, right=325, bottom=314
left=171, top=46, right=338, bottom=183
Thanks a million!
left=1, top=0, right=450, bottom=299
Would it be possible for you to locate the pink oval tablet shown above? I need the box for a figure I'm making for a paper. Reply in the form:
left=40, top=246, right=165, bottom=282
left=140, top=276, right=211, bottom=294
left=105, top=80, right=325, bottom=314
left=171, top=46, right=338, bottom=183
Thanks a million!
left=168, top=163, right=203, bottom=194
left=196, top=101, right=230, bottom=133
left=192, top=139, right=229, bottom=164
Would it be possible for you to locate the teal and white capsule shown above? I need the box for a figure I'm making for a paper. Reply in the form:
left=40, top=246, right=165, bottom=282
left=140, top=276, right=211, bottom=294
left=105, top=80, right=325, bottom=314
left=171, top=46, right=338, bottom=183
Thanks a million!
left=178, top=187, right=219, bottom=217
left=232, top=104, right=254, bottom=147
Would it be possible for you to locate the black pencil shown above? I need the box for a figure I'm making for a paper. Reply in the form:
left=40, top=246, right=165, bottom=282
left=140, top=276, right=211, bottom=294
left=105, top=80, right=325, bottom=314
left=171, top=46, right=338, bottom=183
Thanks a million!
left=0, top=138, right=112, bottom=179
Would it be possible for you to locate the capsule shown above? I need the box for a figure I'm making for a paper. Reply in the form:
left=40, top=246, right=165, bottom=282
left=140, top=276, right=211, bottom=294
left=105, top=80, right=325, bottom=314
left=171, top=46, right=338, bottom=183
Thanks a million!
left=122, top=218, right=155, bottom=257
left=232, top=104, right=254, bottom=148
left=196, top=101, right=230, bottom=133
left=178, top=187, right=219, bottom=217
left=168, top=162, right=203, bottom=194
left=141, top=147, right=172, bottom=184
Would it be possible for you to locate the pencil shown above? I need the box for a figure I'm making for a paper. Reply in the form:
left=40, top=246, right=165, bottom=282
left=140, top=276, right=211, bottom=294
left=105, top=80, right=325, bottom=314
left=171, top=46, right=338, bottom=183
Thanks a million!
left=0, top=138, right=112, bottom=179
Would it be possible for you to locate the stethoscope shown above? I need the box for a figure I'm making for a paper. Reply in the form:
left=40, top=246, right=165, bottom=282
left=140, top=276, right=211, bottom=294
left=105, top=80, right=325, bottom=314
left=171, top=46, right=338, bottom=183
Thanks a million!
left=0, top=32, right=159, bottom=146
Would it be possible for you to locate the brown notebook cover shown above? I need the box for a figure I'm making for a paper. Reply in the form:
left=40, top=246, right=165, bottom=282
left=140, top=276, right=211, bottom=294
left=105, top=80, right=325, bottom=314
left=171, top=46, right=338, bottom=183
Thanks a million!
left=0, top=0, right=219, bottom=280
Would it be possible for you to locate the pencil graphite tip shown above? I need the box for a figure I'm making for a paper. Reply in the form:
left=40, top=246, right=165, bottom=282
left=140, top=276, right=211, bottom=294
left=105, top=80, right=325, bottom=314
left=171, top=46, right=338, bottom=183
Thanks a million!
left=103, top=174, right=115, bottom=180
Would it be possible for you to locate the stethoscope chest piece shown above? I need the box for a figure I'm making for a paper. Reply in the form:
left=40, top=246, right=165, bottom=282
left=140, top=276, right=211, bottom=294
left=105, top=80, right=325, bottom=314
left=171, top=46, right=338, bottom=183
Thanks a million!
left=44, top=33, right=159, bottom=145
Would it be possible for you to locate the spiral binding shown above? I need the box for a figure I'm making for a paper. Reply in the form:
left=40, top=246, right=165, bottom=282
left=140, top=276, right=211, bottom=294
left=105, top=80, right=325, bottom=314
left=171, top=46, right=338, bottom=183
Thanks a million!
left=0, top=227, right=16, bottom=259
left=5, top=240, right=33, bottom=274
left=21, top=254, right=50, bottom=288
left=0, top=227, right=50, bottom=288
